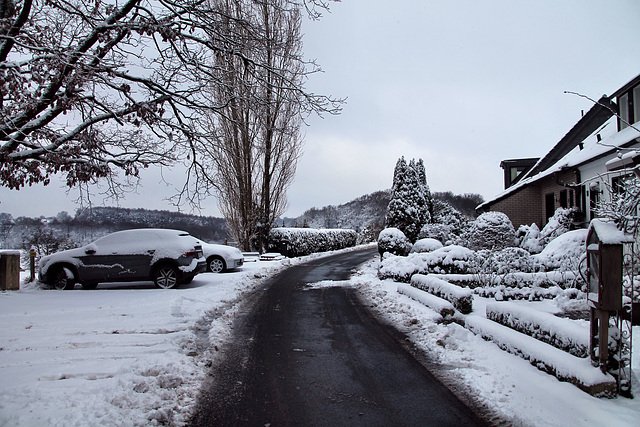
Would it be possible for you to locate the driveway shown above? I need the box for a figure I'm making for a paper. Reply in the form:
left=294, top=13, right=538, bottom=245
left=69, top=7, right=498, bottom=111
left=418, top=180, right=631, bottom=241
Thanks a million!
left=190, top=247, right=486, bottom=426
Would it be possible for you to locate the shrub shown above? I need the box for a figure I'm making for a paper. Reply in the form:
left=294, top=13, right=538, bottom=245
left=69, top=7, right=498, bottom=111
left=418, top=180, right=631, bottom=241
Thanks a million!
left=267, top=228, right=357, bottom=257
left=411, top=238, right=443, bottom=253
left=539, top=207, right=577, bottom=245
left=418, top=223, right=452, bottom=244
left=377, top=227, right=412, bottom=257
left=517, top=223, right=543, bottom=254
left=470, top=247, right=535, bottom=275
left=465, top=211, right=516, bottom=250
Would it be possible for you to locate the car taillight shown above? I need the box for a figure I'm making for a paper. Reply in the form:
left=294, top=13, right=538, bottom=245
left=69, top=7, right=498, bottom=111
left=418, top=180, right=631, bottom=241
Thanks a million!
left=184, top=249, right=197, bottom=257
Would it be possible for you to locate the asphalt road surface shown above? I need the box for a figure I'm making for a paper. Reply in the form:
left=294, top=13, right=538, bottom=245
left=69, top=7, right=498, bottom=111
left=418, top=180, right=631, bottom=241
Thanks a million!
left=189, top=247, right=487, bottom=426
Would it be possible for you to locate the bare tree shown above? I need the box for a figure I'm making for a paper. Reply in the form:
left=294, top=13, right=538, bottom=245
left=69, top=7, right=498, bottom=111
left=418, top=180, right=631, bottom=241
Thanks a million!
left=188, top=0, right=339, bottom=251
left=0, top=0, right=339, bottom=209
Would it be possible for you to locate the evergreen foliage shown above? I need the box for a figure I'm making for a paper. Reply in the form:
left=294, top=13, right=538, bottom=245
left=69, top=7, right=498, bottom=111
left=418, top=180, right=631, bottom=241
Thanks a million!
left=385, top=157, right=431, bottom=242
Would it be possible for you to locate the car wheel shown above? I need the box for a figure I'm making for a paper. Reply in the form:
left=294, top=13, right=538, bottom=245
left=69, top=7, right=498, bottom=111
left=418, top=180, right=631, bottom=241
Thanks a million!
left=208, top=256, right=226, bottom=273
left=153, top=265, right=181, bottom=289
left=82, top=282, right=99, bottom=290
left=49, top=266, right=75, bottom=290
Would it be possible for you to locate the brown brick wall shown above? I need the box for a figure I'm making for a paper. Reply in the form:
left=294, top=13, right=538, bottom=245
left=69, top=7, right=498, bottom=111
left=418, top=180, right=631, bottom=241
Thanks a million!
left=484, top=170, right=581, bottom=229
left=490, top=186, right=542, bottom=229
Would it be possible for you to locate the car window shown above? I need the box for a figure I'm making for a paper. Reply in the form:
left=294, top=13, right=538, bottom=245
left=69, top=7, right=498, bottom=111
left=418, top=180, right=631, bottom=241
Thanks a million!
left=93, top=230, right=160, bottom=254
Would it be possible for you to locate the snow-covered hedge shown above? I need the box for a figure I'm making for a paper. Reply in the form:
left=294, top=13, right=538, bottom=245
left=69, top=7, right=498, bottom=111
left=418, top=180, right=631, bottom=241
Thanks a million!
left=485, top=301, right=589, bottom=357
left=410, top=274, right=473, bottom=314
left=433, top=273, right=581, bottom=294
left=465, top=316, right=616, bottom=396
left=378, top=245, right=474, bottom=282
left=267, top=228, right=357, bottom=257
left=397, top=283, right=455, bottom=318
left=377, top=227, right=412, bottom=257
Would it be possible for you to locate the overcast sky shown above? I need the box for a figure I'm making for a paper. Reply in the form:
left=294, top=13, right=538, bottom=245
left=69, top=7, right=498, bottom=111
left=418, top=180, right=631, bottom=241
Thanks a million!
left=2, top=0, right=640, bottom=219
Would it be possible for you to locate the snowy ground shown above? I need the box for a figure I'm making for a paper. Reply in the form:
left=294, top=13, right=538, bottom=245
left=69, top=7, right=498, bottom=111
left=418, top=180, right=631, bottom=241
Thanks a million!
left=1, top=246, right=639, bottom=426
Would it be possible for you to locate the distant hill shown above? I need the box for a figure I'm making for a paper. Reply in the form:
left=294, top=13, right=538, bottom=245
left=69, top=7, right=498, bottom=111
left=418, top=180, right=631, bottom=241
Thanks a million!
left=0, top=207, right=229, bottom=252
left=291, top=190, right=391, bottom=231
left=287, top=190, right=483, bottom=236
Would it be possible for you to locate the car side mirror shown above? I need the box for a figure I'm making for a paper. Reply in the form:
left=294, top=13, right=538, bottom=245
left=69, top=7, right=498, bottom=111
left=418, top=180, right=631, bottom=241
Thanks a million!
left=85, top=248, right=96, bottom=255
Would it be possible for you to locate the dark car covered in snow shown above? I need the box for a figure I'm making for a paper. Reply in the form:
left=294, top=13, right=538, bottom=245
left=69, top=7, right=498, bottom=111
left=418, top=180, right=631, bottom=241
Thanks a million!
left=38, top=229, right=206, bottom=290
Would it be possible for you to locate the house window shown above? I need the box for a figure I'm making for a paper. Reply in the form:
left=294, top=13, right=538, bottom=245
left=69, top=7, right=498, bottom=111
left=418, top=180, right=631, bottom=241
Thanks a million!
left=560, top=190, right=568, bottom=208
left=589, top=183, right=600, bottom=212
left=619, top=93, right=630, bottom=130
left=612, top=174, right=633, bottom=195
left=545, top=193, right=555, bottom=221
left=569, top=189, right=575, bottom=207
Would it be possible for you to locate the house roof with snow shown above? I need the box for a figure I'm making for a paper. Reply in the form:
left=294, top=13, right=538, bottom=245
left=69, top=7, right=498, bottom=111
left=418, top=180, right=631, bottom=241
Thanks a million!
left=478, top=73, right=640, bottom=212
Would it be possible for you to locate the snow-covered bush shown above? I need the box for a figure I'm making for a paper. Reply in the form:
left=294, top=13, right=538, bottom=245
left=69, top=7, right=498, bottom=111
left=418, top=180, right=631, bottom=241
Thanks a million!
left=517, top=223, right=543, bottom=254
left=473, top=283, right=567, bottom=301
left=431, top=199, right=470, bottom=239
left=464, top=211, right=516, bottom=251
left=470, top=247, right=535, bottom=275
left=418, top=223, right=451, bottom=244
left=411, top=274, right=473, bottom=314
left=378, top=245, right=474, bottom=282
left=268, top=228, right=357, bottom=257
left=377, top=228, right=412, bottom=257
left=411, top=238, right=443, bottom=253
left=539, top=207, right=578, bottom=246
left=533, top=229, right=587, bottom=273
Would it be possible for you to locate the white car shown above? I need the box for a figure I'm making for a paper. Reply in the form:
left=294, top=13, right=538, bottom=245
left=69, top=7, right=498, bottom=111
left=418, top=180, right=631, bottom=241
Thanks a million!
left=200, top=242, right=244, bottom=273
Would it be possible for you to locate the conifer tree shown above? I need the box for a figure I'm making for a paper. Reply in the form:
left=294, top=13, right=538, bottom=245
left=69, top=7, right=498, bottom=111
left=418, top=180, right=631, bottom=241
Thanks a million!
left=386, top=157, right=430, bottom=242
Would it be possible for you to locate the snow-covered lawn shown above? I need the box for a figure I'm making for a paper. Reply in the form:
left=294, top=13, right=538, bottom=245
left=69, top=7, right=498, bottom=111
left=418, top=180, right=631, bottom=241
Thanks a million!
left=0, top=258, right=291, bottom=426
left=1, top=246, right=639, bottom=426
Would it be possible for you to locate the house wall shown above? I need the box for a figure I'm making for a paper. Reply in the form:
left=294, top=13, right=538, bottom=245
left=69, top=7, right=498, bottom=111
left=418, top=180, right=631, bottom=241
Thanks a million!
left=485, top=170, right=580, bottom=230
left=580, top=138, right=640, bottom=222
left=487, top=186, right=541, bottom=229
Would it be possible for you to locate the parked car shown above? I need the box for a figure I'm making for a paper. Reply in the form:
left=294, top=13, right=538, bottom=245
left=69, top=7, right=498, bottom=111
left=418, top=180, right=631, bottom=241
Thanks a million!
left=200, top=242, right=244, bottom=273
left=38, top=229, right=206, bottom=290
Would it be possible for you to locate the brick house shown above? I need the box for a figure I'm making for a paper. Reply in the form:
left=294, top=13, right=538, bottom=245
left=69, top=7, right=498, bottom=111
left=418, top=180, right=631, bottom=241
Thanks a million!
left=477, top=73, right=640, bottom=230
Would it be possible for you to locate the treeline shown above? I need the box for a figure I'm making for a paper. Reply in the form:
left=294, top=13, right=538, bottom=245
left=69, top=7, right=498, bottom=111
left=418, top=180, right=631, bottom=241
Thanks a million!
left=0, top=207, right=229, bottom=254
left=292, top=190, right=484, bottom=236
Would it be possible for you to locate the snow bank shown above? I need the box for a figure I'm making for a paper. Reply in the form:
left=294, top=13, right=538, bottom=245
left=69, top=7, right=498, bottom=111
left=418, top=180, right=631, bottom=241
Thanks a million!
left=486, top=301, right=589, bottom=357
left=411, top=274, right=473, bottom=314
left=397, top=283, right=455, bottom=318
left=465, top=315, right=616, bottom=395
left=533, top=228, right=588, bottom=271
